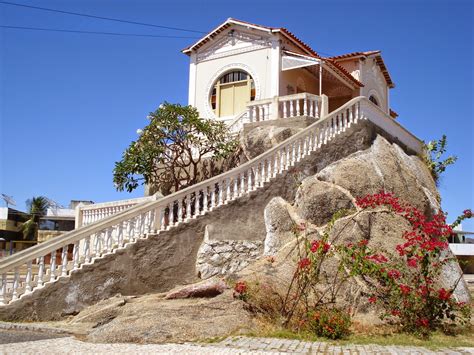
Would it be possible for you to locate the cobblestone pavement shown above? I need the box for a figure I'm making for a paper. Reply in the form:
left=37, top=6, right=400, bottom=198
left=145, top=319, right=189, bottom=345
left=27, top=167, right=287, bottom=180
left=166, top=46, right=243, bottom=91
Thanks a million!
left=0, top=335, right=473, bottom=354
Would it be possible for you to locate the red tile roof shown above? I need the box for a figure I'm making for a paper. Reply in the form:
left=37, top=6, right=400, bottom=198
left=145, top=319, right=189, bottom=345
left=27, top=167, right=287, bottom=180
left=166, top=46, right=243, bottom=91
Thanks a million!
left=389, top=109, right=398, bottom=119
left=182, top=18, right=364, bottom=88
left=326, top=51, right=395, bottom=88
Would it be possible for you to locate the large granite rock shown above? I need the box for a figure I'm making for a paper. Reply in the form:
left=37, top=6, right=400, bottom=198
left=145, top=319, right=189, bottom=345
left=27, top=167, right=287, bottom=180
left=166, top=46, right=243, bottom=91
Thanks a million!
left=316, top=135, right=440, bottom=216
left=241, top=126, right=302, bottom=161
left=254, top=134, right=469, bottom=319
left=263, top=197, right=296, bottom=255
left=294, top=177, right=354, bottom=226
left=67, top=291, right=254, bottom=344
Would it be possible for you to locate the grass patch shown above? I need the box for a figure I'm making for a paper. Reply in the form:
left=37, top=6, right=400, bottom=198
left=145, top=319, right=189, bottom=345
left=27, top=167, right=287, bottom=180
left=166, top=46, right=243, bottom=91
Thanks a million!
left=244, top=322, right=474, bottom=350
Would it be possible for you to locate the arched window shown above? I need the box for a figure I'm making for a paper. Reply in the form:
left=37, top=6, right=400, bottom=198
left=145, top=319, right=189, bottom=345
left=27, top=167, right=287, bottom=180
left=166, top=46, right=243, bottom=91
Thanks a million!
left=369, top=95, right=379, bottom=106
left=210, top=70, right=255, bottom=117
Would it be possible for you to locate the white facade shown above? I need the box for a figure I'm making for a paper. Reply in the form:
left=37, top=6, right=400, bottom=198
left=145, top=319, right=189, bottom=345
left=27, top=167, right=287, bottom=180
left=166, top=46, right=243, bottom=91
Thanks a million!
left=186, top=24, right=280, bottom=124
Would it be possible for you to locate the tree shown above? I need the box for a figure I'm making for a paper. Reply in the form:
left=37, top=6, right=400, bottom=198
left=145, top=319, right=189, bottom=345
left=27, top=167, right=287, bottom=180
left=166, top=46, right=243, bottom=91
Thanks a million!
left=423, top=135, right=457, bottom=185
left=22, top=196, right=50, bottom=240
left=113, top=103, right=239, bottom=195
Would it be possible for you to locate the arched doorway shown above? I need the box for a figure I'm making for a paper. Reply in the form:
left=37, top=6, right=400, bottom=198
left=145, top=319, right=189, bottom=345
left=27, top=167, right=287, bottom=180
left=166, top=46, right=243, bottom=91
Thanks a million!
left=210, top=70, right=255, bottom=117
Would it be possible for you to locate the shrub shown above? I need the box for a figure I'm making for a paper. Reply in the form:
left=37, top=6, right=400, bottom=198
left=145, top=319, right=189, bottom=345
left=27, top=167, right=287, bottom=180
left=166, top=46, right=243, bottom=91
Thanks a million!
left=307, top=307, right=351, bottom=339
left=233, top=281, right=248, bottom=301
left=423, top=135, right=457, bottom=185
left=340, top=192, right=471, bottom=337
left=234, top=192, right=471, bottom=339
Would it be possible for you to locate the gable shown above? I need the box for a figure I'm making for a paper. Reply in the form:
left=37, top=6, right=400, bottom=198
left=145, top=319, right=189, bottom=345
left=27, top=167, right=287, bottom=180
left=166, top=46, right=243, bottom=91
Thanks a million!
left=195, top=28, right=273, bottom=63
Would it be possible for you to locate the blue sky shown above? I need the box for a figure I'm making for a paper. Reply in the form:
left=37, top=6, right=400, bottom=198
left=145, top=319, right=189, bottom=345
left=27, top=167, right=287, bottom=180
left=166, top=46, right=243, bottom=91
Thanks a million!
left=0, top=0, right=472, bottom=230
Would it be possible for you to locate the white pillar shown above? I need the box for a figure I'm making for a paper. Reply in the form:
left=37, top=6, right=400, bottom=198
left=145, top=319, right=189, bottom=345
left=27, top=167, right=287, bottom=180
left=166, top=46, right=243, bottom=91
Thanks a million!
left=319, top=62, right=323, bottom=96
left=270, top=39, right=281, bottom=97
left=188, top=53, right=197, bottom=106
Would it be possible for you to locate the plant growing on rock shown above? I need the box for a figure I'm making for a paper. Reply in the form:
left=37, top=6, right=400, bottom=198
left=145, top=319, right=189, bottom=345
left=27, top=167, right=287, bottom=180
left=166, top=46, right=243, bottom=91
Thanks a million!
left=340, top=192, right=471, bottom=338
left=234, top=211, right=355, bottom=339
left=113, top=103, right=239, bottom=194
left=450, top=209, right=473, bottom=230
left=423, top=135, right=457, bottom=185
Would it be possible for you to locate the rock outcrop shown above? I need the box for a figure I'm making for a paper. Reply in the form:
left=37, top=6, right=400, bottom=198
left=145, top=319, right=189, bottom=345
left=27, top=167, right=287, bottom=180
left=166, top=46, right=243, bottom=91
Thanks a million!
left=67, top=292, right=254, bottom=344
left=241, top=125, right=303, bottom=161
left=256, top=134, right=469, bottom=313
left=315, top=135, right=440, bottom=216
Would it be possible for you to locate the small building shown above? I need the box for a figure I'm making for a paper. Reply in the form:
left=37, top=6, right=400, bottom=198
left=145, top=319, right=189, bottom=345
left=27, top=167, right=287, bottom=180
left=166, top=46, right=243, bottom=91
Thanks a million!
left=38, top=200, right=94, bottom=243
left=0, top=207, right=33, bottom=257
left=449, top=225, right=474, bottom=275
left=183, top=18, right=396, bottom=126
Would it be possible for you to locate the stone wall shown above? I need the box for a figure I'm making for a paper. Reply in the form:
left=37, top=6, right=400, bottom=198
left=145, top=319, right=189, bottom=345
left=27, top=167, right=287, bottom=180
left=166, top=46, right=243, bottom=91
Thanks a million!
left=196, top=234, right=263, bottom=279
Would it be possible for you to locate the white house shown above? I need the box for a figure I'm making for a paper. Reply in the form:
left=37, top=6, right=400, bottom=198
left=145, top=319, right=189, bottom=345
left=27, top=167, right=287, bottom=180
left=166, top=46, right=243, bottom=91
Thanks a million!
left=182, top=18, right=397, bottom=128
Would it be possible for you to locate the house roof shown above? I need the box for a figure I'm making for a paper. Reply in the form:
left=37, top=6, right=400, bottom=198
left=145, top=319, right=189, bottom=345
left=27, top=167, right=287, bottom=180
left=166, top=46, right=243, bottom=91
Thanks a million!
left=182, top=18, right=363, bottom=88
left=326, top=51, right=395, bottom=89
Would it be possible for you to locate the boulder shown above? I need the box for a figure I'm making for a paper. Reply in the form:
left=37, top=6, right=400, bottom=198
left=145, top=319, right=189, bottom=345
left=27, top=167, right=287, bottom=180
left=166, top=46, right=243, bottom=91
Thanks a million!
left=316, top=135, right=439, bottom=216
left=165, top=278, right=228, bottom=299
left=241, top=126, right=302, bottom=161
left=294, top=177, right=354, bottom=226
left=263, top=197, right=296, bottom=255
left=85, top=291, right=254, bottom=344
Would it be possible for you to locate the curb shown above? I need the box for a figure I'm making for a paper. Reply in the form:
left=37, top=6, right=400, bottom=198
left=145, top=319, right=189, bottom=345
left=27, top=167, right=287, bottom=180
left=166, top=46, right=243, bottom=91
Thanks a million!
left=0, top=321, right=72, bottom=335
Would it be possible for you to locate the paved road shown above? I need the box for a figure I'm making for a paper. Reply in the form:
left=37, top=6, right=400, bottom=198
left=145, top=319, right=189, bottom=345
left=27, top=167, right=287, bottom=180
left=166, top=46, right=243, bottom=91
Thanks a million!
left=0, top=333, right=473, bottom=354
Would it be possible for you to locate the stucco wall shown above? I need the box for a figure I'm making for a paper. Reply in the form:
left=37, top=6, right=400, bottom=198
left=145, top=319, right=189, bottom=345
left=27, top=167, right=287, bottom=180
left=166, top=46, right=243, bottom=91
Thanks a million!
left=190, top=25, right=280, bottom=122
left=280, top=67, right=319, bottom=96
left=359, top=58, right=389, bottom=113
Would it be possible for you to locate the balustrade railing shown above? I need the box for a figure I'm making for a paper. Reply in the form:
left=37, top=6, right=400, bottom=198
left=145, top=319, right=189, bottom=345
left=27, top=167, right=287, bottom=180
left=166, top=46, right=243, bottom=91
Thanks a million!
left=247, top=93, right=323, bottom=123
left=0, top=97, right=422, bottom=306
left=76, top=196, right=155, bottom=228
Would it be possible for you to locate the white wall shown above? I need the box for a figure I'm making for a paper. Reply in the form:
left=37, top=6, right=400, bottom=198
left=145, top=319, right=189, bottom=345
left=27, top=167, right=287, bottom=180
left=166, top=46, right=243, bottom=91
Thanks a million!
left=359, top=58, right=389, bottom=113
left=189, top=27, right=279, bottom=121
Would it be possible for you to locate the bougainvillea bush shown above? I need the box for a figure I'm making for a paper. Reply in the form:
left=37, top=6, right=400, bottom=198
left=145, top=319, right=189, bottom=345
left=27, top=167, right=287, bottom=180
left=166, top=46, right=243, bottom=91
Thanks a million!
left=233, top=192, right=471, bottom=339
left=234, top=210, right=354, bottom=339
left=340, top=192, right=471, bottom=337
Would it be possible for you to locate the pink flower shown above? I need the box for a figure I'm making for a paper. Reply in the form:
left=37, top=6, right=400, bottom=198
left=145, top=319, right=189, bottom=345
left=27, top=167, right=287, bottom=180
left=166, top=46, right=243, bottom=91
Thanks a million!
left=234, top=281, right=247, bottom=295
left=310, top=241, right=320, bottom=253
left=438, top=288, right=451, bottom=301
left=310, top=240, right=330, bottom=254
left=298, top=258, right=311, bottom=269
left=407, top=258, right=418, bottom=268
left=463, top=209, right=473, bottom=218
left=358, top=239, right=369, bottom=247
left=391, top=309, right=401, bottom=316
left=399, top=284, right=411, bottom=295
left=365, top=254, right=388, bottom=264
left=417, top=318, right=429, bottom=327
left=387, top=269, right=401, bottom=279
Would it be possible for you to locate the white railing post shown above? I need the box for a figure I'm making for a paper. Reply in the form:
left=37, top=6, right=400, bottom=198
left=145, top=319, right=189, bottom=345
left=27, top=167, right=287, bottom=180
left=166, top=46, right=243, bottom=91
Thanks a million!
left=321, top=94, right=328, bottom=117
left=38, top=256, right=45, bottom=287
left=12, top=268, right=19, bottom=301
left=25, top=261, right=32, bottom=293
left=0, top=273, right=6, bottom=305
left=61, top=247, right=68, bottom=277
left=50, top=252, right=57, bottom=282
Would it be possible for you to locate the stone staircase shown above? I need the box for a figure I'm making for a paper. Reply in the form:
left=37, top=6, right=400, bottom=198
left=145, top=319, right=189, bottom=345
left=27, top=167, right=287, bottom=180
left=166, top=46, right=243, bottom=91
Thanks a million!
left=0, top=96, right=422, bottom=311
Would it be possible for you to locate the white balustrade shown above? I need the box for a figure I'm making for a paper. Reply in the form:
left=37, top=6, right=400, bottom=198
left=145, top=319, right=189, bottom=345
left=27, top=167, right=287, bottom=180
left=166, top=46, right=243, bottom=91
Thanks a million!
left=0, top=97, right=423, bottom=306
left=77, top=196, right=155, bottom=228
